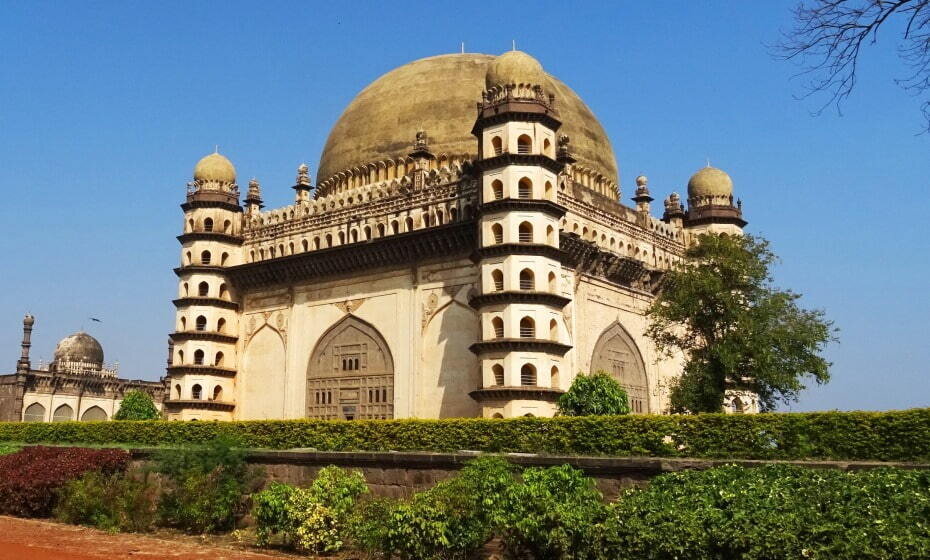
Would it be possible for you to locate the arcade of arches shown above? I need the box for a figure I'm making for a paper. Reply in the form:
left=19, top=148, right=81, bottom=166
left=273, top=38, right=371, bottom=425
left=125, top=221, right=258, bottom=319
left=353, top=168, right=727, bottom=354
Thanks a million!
left=306, top=316, right=394, bottom=420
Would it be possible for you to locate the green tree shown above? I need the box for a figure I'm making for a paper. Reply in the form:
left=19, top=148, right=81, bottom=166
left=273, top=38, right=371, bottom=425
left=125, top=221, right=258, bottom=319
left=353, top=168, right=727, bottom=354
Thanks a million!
left=557, top=372, right=631, bottom=416
left=113, top=390, right=161, bottom=420
left=646, top=233, right=835, bottom=413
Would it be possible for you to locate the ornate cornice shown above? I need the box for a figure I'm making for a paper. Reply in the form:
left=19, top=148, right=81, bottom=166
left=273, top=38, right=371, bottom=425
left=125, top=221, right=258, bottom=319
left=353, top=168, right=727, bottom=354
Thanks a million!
left=559, top=233, right=663, bottom=293
left=469, top=338, right=572, bottom=356
left=474, top=153, right=564, bottom=175
left=227, top=221, right=476, bottom=291
left=177, top=232, right=244, bottom=245
left=169, top=331, right=238, bottom=344
left=17, top=371, right=165, bottom=400
left=685, top=205, right=747, bottom=228
left=475, top=243, right=564, bottom=262
left=173, top=297, right=239, bottom=311
left=181, top=198, right=242, bottom=213
left=163, top=399, right=235, bottom=411
left=469, top=386, right=563, bottom=403
left=478, top=199, right=567, bottom=219
left=166, top=365, right=237, bottom=377
left=174, top=265, right=228, bottom=277
left=469, top=291, right=571, bottom=309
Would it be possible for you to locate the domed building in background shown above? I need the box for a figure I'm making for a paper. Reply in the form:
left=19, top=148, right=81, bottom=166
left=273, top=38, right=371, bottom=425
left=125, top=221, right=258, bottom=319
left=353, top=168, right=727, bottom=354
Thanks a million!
left=0, top=317, right=164, bottom=422
left=165, top=51, right=755, bottom=421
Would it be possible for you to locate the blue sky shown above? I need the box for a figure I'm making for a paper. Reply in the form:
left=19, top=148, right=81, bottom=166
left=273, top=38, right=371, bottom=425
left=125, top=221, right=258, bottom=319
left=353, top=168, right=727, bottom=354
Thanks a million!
left=0, top=1, right=926, bottom=411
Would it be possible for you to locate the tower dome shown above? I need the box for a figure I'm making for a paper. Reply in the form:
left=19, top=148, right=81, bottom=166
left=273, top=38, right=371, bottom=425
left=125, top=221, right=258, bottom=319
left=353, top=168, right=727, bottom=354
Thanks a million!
left=485, top=50, right=545, bottom=88
left=687, top=166, right=733, bottom=200
left=52, top=332, right=104, bottom=368
left=316, top=53, right=618, bottom=194
left=193, top=152, right=236, bottom=184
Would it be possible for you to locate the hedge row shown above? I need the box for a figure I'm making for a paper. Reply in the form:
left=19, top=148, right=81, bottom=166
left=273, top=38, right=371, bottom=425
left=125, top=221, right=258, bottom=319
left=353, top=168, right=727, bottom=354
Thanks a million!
left=1, top=409, right=929, bottom=461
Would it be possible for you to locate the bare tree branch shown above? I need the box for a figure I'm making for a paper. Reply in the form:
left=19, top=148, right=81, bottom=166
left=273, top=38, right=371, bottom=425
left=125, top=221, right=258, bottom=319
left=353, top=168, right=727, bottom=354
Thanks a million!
left=773, top=0, right=930, bottom=132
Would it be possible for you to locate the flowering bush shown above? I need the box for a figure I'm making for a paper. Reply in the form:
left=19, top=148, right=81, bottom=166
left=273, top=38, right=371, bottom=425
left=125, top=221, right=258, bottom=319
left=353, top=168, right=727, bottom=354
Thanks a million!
left=0, top=446, right=129, bottom=517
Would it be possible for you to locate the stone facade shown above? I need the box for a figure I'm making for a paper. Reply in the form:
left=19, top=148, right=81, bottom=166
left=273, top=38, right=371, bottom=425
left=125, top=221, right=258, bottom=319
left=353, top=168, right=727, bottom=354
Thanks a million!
left=165, top=51, right=756, bottom=421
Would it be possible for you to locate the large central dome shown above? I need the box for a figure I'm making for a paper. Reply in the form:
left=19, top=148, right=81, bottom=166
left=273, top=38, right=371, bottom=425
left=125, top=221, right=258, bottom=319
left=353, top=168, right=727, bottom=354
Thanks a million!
left=317, top=53, right=618, bottom=188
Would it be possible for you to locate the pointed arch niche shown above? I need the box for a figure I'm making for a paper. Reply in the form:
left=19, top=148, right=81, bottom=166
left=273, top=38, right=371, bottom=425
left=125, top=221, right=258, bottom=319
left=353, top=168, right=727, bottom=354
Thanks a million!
left=240, top=325, right=286, bottom=420
left=306, top=315, right=394, bottom=420
left=590, top=322, right=650, bottom=413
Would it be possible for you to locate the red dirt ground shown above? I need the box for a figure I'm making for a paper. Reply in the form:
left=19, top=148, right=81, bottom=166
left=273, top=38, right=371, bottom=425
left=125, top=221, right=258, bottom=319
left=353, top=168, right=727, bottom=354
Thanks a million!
left=0, top=516, right=298, bottom=560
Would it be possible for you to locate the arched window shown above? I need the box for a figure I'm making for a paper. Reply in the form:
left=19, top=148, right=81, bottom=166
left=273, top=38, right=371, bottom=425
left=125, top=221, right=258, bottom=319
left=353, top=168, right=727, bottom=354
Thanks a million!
left=520, top=364, right=537, bottom=386
left=191, top=384, right=202, bottom=400
left=492, top=364, right=505, bottom=386
left=174, top=384, right=182, bottom=399
left=219, top=283, right=228, bottom=300
left=436, top=210, right=444, bottom=225
left=517, top=134, right=532, bottom=154
left=200, top=250, right=211, bottom=265
left=223, top=220, right=231, bottom=233
left=279, top=243, right=285, bottom=255
left=203, top=218, right=213, bottom=232
left=519, top=268, right=535, bottom=290
left=519, top=316, right=535, bottom=338
left=313, top=237, right=321, bottom=250
left=350, top=229, right=358, bottom=243
left=212, top=385, right=223, bottom=401
left=405, top=216, right=414, bottom=232
left=177, top=350, right=184, bottom=364
left=364, top=226, right=371, bottom=240
left=491, top=223, right=504, bottom=244
left=547, top=225, right=555, bottom=245
left=217, top=318, right=226, bottom=332
left=518, top=221, right=533, bottom=243
left=185, top=251, right=192, bottom=265
left=545, top=181, right=553, bottom=199
left=518, top=178, right=533, bottom=199
left=198, top=282, right=209, bottom=297
left=423, top=213, right=431, bottom=228
left=492, top=412, right=504, bottom=418
left=187, top=218, right=194, bottom=232
left=193, top=349, right=204, bottom=365
left=221, top=252, right=229, bottom=266
left=732, top=397, right=745, bottom=414
left=491, top=317, right=504, bottom=338
left=195, top=316, right=207, bottom=331
left=23, top=402, right=45, bottom=422
left=377, top=223, right=385, bottom=237
left=80, top=406, right=107, bottom=421
left=249, top=250, right=255, bottom=262
left=450, top=207, right=458, bottom=222
left=53, top=404, right=74, bottom=422
left=491, top=136, right=503, bottom=156
left=549, top=319, right=558, bottom=340
left=259, top=248, right=265, bottom=259
left=215, top=351, right=224, bottom=366
left=550, top=366, right=560, bottom=388
left=183, top=282, right=189, bottom=296
left=491, top=269, right=504, bottom=292
left=325, top=234, right=333, bottom=248
left=302, top=239, right=309, bottom=252
left=543, top=138, right=552, bottom=156
left=179, top=316, right=187, bottom=331
left=390, top=221, right=399, bottom=234
left=289, top=242, right=295, bottom=254
left=492, top=179, right=504, bottom=200
left=548, top=271, right=557, bottom=292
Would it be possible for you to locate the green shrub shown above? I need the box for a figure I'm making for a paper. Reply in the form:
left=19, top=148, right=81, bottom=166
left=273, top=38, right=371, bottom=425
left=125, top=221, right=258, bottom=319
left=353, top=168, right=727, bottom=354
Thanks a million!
left=598, top=465, right=930, bottom=560
left=113, top=390, right=161, bottom=421
left=0, top=442, right=20, bottom=455
left=253, top=466, right=368, bottom=553
left=358, top=456, right=515, bottom=560
left=152, top=436, right=262, bottom=533
left=557, top=371, right=631, bottom=416
left=54, top=470, right=158, bottom=532
left=2, top=409, right=929, bottom=461
left=252, top=481, right=295, bottom=546
left=497, top=464, right=607, bottom=560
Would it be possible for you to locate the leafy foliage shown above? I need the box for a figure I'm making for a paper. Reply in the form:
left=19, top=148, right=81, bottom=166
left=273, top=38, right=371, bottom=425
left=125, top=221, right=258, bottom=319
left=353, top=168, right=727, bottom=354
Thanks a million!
left=0, top=446, right=129, bottom=517
left=353, top=456, right=515, bottom=560
left=599, top=464, right=930, bottom=560
left=1, top=409, right=929, bottom=461
left=557, top=371, right=631, bottom=416
left=54, top=470, right=158, bottom=532
left=647, top=233, right=836, bottom=412
left=497, top=464, right=608, bottom=560
left=151, top=436, right=261, bottom=533
left=0, top=442, right=21, bottom=455
left=252, top=466, right=368, bottom=553
left=113, top=390, right=161, bottom=421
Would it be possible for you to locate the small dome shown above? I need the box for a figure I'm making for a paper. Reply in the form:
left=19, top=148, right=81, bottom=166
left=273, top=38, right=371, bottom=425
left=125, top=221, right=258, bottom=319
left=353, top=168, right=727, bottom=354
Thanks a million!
left=193, top=152, right=236, bottom=184
left=485, top=50, right=545, bottom=89
left=687, top=166, right=733, bottom=199
left=53, top=332, right=104, bottom=367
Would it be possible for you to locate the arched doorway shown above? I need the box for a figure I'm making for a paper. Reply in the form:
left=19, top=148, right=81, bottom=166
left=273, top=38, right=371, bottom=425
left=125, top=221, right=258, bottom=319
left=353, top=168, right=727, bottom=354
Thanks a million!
left=590, top=323, right=650, bottom=413
left=23, top=402, right=45, bottom=422
left=52, top=404, right=74, bottom=422
left=307, top=315, right=394, bottom=420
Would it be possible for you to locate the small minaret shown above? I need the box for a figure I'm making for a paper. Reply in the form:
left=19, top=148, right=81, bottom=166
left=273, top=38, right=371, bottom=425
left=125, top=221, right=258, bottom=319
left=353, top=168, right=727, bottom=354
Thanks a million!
left=409, top=130, right=434, bottom=191
left=245, top=178, right=264, bottom=216
left=632, top=175, right=653, bottom=223
left=293, top=164, right=312, bottom=204
left=16, top=314, right=34, bottom=373
left=663, top=192, right=686, bottom=230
